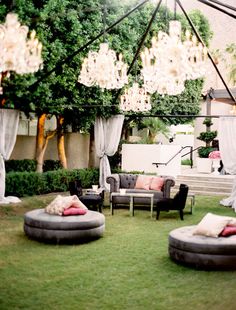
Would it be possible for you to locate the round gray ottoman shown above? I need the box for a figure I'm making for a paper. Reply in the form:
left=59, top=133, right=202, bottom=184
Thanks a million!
left=169, top=225, right=236, bottom=270
left=24, top=209, right=105, bottom=244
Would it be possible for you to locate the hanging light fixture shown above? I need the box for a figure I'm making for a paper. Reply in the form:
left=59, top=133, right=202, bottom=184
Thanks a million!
left=140, top=20, right=207, bottom=96
left=120, top=82, right=151, bottom=112
left=78, top=42, right=128, bottom=90
left=0, top=13, right=43, bottom=94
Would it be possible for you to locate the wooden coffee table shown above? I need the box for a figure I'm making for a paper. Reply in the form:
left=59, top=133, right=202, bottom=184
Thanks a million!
left=110, top=192, right=154, bottom=218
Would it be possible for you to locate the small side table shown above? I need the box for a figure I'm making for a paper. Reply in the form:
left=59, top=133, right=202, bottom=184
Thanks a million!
left=80, top=189, right=104, bottom=213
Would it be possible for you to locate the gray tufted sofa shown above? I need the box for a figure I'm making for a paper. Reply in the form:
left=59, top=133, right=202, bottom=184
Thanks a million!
left=106, top=173, right=175, bottom=208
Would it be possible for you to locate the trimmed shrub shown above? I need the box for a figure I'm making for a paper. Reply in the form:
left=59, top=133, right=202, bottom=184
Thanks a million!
left=197, top=146, right=215, bottom=158
left=5, top=168, right=99, bottom=197
left=5, top=159, right=37, bottom=173
left=77, top=168, right=99, bottom=188
left=5, top=171, right=47, bottom=197
left=43, top=160, right=63, bottom=172
left=5, top=159, right=63, bottom=173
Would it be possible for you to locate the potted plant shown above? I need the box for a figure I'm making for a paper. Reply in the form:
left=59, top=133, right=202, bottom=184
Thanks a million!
left=196, top=118, right=217, bottom=173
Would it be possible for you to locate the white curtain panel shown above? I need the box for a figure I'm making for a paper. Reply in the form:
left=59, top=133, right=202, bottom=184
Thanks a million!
left=95, top=115, right=124, bottom=190
left=0, top=109, right=20, bottom=204
left=219, top=117, right=236, bottom=211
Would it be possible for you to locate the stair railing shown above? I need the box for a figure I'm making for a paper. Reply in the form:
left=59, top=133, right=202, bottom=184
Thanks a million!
left=152, top=145, right=201, bottom=169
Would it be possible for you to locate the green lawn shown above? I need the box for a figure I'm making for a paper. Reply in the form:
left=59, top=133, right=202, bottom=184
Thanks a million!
left=0, top=194, right=236, bottom=310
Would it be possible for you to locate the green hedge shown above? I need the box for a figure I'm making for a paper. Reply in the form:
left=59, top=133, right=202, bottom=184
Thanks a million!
left=5, top=168, right=99, bottom=197
left=5, top=159, right=37, bottom=173
left=5, top=159, right=63, bottom=173
left=43, top=160, right=63, bottom=172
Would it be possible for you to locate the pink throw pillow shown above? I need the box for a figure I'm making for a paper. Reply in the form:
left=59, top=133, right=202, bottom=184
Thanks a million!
left=63, top=207, right=87, bottom=216
left=220, top=225, right=236, bottom=237
left=135, top=175, right=152, bottom=190
left=149, top=177, right=164, bottom=191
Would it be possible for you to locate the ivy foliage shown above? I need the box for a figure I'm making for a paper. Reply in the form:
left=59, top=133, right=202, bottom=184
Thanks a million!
left=0, top=1, right=212, bottom=129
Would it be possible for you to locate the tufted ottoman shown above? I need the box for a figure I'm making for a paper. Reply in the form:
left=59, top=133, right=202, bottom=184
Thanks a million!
left=24, top=209, right=105, bottom=244
left=169, top=226, right=236, bottom=270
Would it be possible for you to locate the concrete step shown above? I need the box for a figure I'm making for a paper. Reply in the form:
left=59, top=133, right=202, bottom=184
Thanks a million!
left=174, top=185, right=231, bottom=194
left=177, top=175, right=234, bottom=183
left=177, top=179, right=234, bottom=186
left=173, top=173, right=234, bottom=196
left=174, top=181, right=233, bottom=191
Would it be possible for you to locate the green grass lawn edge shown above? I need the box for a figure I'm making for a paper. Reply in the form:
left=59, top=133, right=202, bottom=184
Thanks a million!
left=0, top=193, right=236, bottom=310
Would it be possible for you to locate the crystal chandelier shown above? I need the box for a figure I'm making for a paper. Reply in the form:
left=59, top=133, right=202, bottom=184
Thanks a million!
left=0, top=13, right=43, bottom=94
left=78, top=43, right=128, bottom=90
left=140, top=21, right=207, bottom=96
left=120, top=82, right=151, bottom=112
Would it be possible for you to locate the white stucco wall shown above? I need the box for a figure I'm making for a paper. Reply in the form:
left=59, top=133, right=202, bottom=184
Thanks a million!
left=121, top=144, right=181, bottom=176
left=10, top=132, right=90, bottom=169
left=11, top=136, right=36, bottom=160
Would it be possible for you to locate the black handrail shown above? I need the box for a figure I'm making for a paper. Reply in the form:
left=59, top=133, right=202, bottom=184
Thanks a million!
left=181, top=146, right=193, bottom=168
left=181, top=146, right=202, bottom=169
left=152, top=145, right=201, bottom=169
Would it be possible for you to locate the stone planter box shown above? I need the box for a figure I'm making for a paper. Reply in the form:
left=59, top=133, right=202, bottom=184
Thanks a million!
left=196, top=157, right=212, bottom=173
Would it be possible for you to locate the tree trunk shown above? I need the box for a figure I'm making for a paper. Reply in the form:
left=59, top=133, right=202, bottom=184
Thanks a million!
left=35, top=113, right=56, bottom=172
left=57, top=116, right=67, bottom=169
left=88, top=125, right=95, bottom=168
left=36, top=114, right=46, bottom=172
left=148, top=131, right=156, bottom=144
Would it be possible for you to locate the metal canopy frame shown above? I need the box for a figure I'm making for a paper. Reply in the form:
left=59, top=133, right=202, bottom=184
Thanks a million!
left=196, top=0, right=236, bottom=19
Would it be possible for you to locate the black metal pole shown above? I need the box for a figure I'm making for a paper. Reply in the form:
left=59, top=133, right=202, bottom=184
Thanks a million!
left=190, top=146, right=193, bottom=168
left=207, top=0, right=236, bottom=12
left=196, top=0, right=236, bottom=19
left=113, top=0, right=163, bottom=104
left=29, top=0, right=150, bottom=90
left=127, top=0, right=163, bottom=75
left=176, top=0, right=236, bottom=103
left=114, top=0, right=162, bottom=102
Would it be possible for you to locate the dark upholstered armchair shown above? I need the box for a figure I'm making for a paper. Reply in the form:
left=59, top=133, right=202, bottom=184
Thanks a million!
left=69, top=180, right=83, bottom=197
left=106, top=173, right=175, bottom=208
left=156, top=184, right=189, bottom=220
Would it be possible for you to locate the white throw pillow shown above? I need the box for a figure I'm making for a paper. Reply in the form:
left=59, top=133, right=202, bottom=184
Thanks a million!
left=192, top=213, right=232, bottom=238
left=228, top=217, right=236, bottom=226
left=45, top=195, right=87, bottom=216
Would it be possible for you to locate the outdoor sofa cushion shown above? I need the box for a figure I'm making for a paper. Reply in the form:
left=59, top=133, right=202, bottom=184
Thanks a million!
left=192, top=213, right=231, bottom=238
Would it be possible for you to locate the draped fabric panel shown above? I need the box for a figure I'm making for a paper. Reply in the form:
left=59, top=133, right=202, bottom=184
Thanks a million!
left=95, top=115, right=124, bottom=190
left=0, top=109, right=20, bottom=203
left=218, top=117, right=236, bottom=174
left=218, top=117, right=236, bottom=211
